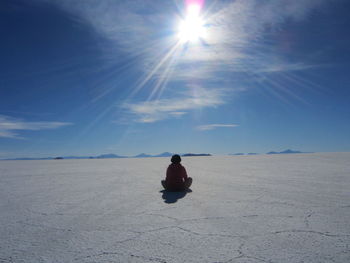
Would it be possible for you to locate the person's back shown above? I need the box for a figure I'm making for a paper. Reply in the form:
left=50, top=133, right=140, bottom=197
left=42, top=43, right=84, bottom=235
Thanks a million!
left=162, top=154, right=192, bottom=191
left=166, top=162, right=187, bottom=185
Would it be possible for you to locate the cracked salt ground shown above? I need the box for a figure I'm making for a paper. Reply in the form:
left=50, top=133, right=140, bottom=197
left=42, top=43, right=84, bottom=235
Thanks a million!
left=0, top=153, right=350, bottom=262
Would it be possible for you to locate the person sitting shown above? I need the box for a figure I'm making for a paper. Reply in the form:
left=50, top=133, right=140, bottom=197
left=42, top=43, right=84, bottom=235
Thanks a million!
left=162, top=154, right=192, bottom=191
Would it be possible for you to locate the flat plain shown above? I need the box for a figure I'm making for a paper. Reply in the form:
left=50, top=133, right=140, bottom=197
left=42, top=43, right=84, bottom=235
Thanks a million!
left=0, top=153, right=349, bottom=262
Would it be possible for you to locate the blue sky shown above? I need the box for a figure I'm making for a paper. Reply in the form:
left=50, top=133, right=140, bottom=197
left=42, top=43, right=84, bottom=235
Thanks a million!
left=1, top=0, right=350, bottom=158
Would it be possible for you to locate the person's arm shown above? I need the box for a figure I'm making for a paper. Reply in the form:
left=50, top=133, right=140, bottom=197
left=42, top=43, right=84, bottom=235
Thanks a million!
left=166, top=166, right=170, bottom=181
left=182, top=166, right=188, bottom=180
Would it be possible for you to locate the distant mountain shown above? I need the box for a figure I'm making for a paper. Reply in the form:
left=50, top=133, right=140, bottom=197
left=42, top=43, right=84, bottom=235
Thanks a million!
left=229, top=152, right=258, bottom=156
left=96, top=153, right=126, bottom=159
left=280, top=149, right=302, bottom=154
left=7, top=157, right=54, bottom=160
left=134, top=153, right=152, bottom=158
left=133, top=152, right=174, bottom=158
left=62, top=156, right=91, bottom=159
left=267, top=149, right=305, bottom=155
left=2, top=152, right=213, bottom=161
left=182, top=153, right=211, bottom=157
left=153, top=152, right=173, bottom=157
left=3, top=154, right=125, bottom=161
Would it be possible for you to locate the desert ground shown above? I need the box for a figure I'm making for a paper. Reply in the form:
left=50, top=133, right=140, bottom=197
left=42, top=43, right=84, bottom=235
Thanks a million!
left=0, top=153, right=349, bottom=262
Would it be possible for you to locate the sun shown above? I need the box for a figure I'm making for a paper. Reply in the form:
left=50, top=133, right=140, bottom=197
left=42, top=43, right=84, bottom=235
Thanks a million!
left=178, top=4, right=206, bottom=43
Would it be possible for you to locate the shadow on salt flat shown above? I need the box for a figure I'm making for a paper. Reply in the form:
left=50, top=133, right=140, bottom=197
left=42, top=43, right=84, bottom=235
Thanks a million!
left=160, top=189, right=192, bottom=204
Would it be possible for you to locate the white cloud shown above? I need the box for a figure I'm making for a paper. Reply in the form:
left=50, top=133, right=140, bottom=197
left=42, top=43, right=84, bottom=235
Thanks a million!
left=123, top=87, right=226, bottom=123
left=38, top=0, right=340, bottom=121
left=169, top=112, right=187, bottom=117
left=0, top=115, right=72, bottom=139
left=254, top=62, right=324, bottom=73
left=44, top=0, right=335, bottom=82
left=196, top=124, right=238, bottom=131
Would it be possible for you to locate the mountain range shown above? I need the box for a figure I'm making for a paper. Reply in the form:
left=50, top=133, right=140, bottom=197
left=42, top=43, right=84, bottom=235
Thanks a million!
left=266, top=149, right=305, bottom=154
left=230, top=149, right=310, bottom=156
left=2, top=152, right=209, bottom=161
left=2, top=149, right=310, bottom=161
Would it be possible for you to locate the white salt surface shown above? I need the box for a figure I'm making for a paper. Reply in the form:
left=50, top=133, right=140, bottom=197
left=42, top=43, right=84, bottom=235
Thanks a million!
left=0, top=153, right=349, bottom=263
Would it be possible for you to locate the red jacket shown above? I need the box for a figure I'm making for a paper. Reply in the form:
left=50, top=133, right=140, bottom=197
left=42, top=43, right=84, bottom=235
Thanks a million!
left=166, top=163, right=188, bottom=187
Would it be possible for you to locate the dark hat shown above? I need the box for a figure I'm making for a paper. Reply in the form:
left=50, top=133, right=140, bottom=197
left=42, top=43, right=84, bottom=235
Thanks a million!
left=171, top=154, right=181, bottom=164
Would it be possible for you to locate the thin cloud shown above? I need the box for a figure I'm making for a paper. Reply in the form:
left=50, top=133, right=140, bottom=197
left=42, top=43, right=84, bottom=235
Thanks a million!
left=123, top=87, right=226, bottom=123
left=256, top=63, right=314, bottom=73
left=40, top=0, right=341, bottom=118
left=44, top=0, right=335, bottom=81
left=197, top=124, right=238, bottom=131
left=0, top=115, right=72, bottom=139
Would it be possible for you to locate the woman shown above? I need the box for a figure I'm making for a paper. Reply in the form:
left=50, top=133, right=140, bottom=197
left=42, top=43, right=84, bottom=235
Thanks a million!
left=162, top=154, right=192, bottom=191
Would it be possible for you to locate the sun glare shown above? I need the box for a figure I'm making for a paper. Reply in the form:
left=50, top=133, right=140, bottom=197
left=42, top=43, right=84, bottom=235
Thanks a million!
left=178, top=3, right=206, bottom=43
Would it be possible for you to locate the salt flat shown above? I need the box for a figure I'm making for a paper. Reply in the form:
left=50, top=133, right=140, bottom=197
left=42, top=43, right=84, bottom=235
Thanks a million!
left=0, top=153, right=349, bottom=263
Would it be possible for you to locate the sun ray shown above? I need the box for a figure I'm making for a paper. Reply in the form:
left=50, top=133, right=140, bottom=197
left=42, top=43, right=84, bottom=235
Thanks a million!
left=128, top=41, right=182, bottom=99
left=148, top=52, right=179, bottom=101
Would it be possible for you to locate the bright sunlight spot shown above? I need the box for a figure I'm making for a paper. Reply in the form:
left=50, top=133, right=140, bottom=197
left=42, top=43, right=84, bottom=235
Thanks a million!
left=178, top=3, right=206, bottom=43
